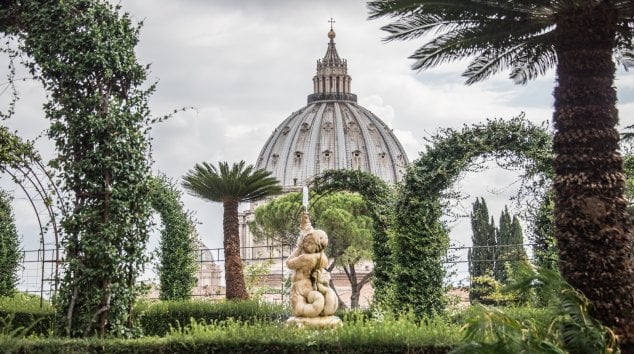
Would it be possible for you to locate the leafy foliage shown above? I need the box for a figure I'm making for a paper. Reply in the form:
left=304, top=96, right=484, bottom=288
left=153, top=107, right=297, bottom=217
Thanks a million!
left=0, top=190, right=20, bottom=297
left=242, top=259, right=276, bottom=300
left=8, top=0, right=155, bottom=337
left=468, top=198, right=496, bottom=291
left=149, top=175, right=197, bottom=301
left=451, top=268, right=620, bottom=354
left=495, top=206, right=527, bottom=284
left=309, top=169, right=395, bottom=306
left=467, top=198, right=523, bottom=303
left=1, top=314, right=460, bottom=353
left=136, top=299, right=288, bottom=336
left=182, top=161, right=282, bottom=203
left=0, top=126, right=39, bottom=169
left=250, top=190, right=374, bottom=308
left=394, top=116, right=551, bottom=318
left=250, top=192, right=302, bottom=245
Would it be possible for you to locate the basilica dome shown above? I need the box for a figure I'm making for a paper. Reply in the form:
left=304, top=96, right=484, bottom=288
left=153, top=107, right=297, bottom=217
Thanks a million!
left=256, top=28, right=408, bottom=189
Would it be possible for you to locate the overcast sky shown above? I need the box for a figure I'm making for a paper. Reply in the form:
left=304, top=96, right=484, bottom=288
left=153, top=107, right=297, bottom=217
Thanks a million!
left=2, top=1, right=634, bottom=258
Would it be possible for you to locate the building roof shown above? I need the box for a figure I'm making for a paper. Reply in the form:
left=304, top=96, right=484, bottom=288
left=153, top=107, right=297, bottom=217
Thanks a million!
left=256, top=27, right=408, bottom=188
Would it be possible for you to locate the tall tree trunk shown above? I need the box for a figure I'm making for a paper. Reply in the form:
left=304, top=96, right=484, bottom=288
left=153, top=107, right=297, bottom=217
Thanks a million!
left=345, top=265, right=360, bottom=309
left=223, top=198, right=249, bottom=300
left=326, top=262, right=347, bottom=310
left=553, top=4, right=634, bottom=348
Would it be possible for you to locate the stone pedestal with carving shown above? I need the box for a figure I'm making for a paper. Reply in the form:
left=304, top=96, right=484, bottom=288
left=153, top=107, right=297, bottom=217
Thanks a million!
left=286, top=315, right=342, bottom=329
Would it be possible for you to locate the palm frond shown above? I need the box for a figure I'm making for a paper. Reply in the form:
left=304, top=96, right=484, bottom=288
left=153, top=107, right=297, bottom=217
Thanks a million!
left=622, top=124, right=634, bottom=142
left=182, top=160, right=282, bottom=203
left=381, top=15, right=480, bottom=43
left=507, top=32, right=556, bottom=84
left=463, top=44, right=527, bottom=85
left=408, top=27, right=486, bottom=70
left=368, top=0, right=540, bottom=20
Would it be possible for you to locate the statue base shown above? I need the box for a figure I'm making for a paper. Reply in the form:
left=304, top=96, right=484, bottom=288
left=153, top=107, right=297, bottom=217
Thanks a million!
left=285, top=316, right=342, bottom=329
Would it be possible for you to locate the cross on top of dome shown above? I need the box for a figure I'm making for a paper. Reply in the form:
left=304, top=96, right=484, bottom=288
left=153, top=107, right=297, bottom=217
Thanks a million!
left=328, top=18, right=336, bottom=39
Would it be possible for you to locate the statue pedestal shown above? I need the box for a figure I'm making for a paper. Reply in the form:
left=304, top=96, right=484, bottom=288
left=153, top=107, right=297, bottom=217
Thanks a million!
left=285, top=316, right=342, bottom=329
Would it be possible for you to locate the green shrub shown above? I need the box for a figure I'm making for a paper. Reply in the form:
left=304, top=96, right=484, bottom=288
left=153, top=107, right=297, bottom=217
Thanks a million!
left=0, top=315, right=461, bottom=353
left=451, top=268, right=620, bottom=354
left=0, top=293, right=55, bottom=336
left=136, top=299, right=289, bottom=336
left=0, top=292, right=53, bottom=313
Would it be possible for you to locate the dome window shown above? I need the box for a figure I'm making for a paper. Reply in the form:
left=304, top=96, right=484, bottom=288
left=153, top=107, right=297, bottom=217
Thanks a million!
left=281, top=126, right=290, bottom=135
left=294, top=151, right=303, bottom=163
left=352, top=150, right=361, bottom=158
left=301, top=122, right=310, bottom=132
left=323, top=150, right=332, bottom=158
left=379, top=152, right=386, bottom=159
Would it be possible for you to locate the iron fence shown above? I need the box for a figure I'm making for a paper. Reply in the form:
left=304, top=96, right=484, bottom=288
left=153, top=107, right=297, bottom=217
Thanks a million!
left=16, top=243, right=537, bottom=306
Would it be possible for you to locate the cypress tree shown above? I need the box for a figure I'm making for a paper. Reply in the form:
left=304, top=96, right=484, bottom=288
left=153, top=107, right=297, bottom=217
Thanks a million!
left=469, top=198, right=496, bottom=278
left=495, top=206, right=528, bottom=284
left=495, top=206, right=513, bottom=283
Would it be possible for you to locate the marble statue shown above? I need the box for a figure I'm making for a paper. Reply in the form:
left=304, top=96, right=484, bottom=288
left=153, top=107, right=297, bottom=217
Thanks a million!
left=285, top=212, right=341, bottom=328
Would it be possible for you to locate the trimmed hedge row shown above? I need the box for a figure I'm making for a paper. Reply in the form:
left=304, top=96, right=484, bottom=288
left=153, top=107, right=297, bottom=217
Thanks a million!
left=0, top=300, right=288, bottom=337
left=1, top=317, right=460, bottom=353
left=136, top=300, right=289, bottom=336
left=0, top=309, right=54, bottom=336
left=0, top=298, right=461, bottom=353
left=0, top=337, right=453, bottom=354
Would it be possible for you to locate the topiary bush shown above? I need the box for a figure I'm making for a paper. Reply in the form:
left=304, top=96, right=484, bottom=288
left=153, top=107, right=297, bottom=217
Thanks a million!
left=136, top=300, right=289, bottom=336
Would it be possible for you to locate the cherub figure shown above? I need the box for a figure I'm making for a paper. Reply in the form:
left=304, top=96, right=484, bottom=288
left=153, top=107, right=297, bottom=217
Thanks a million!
left=313, top=268, right=338, bottom=316
left=286, top=212, right=337, bottom=318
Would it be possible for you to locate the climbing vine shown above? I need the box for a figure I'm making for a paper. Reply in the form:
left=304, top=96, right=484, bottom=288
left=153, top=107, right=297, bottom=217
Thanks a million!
left=0, top=128, right=37, bottom=298
left=149, top=175, right=197, bottom=301
left=0, top=126, right=38, bottom=169
left=394, top=115, right=552, bottom=318
left=309, top=169, right=395, bottom=305
left=5, top=0, right=155, bottom=337
left=0, top=190, right=20, bottom=297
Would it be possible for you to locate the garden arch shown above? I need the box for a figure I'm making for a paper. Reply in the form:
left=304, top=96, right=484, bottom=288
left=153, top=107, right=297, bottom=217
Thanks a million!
left=3, top=1, right=156, bottom=337
left=0, top=126, right=65, bottom=301
left=392, top=115, right=552, bottom=317
left=309, top=169, right=395, bottom=304
left=148, top=175, right=197, bottom=301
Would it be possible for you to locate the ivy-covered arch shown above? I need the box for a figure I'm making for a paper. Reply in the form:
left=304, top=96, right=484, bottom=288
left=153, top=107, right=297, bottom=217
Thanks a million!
left=3, top=1, right=155, bottom=337
left=0, top=127, right=65, bottom=293
left=148, top=175, right=197, bottom=301
left=309, top=169, right=395, bottom=304
left=0, top=126, right=66, bottom=300
left=393, top=115, right=552, bottom=317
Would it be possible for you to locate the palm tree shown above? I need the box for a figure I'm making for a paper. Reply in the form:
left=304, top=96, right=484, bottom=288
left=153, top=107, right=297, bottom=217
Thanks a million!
left=368, top=0, right=634, bottom=348
left=182, top=161, right=282, bottom=300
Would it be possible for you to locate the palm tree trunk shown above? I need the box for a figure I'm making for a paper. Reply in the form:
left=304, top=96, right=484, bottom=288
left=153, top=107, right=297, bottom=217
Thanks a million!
left=553, top=4, right=634, bottom=347
left=223, top=198, right=249, bottom=300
